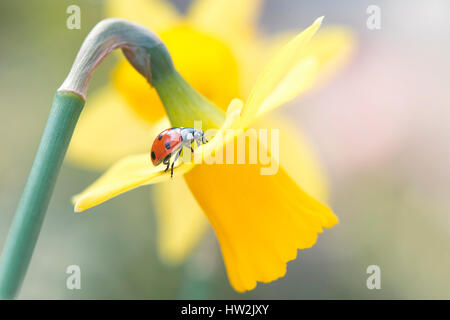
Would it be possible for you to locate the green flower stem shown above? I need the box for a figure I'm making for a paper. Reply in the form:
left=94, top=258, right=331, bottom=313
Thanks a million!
left=0, top=92, right=84, bottom=299
left=152, top=71, right=225, bottom=130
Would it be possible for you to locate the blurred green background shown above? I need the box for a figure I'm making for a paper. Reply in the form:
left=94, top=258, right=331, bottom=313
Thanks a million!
left=1, top=0, right=449, bottom=299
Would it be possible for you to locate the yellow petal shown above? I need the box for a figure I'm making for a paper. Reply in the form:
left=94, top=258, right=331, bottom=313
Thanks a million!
left=73, top=154, right=195, bottom=212
left=302, top=26, right=356, bottom=86
left=184, top=135, right=337, bottom=292
left=153, top=178, right=208, bottom=265
left=188, top=0, right=262, bottom=42
left=257, top=56, right=318, bottom=117
left=265, top=27, right=356, bottom=89
left=255, top=115, right=329, bottom=201
left=105, top=0, right=179, bottom=32
left=241, top=17, right=323, bottom=126
left=67, top=85, right=169, bottom=170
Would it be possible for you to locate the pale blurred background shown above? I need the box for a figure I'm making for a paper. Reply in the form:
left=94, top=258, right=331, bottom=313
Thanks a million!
left=0, top=0, right=449, bottom=299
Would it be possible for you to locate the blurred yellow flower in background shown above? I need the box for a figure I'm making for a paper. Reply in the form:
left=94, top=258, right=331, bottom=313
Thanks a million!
left=67, top=0, right=355, bottom=291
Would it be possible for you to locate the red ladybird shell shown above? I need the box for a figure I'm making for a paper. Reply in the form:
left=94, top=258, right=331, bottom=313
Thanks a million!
left=150, top=128, right=183, bottom=165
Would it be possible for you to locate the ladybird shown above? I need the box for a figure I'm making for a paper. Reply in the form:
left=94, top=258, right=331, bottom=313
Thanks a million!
left=150, top=127, right=208, bottom=177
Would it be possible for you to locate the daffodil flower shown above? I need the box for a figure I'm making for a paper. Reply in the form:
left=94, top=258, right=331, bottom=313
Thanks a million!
left=68, top=0, right=355, bottom=292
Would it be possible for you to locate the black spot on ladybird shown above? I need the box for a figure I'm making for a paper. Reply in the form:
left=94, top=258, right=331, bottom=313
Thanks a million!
left=151, top=151, right=156, bottom=160
left=158, top=134, right=163, bottom=140
left=165, top=142, right=171, bottom=150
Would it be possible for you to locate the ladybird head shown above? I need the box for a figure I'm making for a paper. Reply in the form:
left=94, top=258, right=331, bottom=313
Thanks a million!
left=193, top=129, right=204, bottom=140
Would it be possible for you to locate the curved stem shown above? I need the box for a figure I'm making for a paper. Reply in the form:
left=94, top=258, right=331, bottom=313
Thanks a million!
left=59, top=18, right=172, bottom=99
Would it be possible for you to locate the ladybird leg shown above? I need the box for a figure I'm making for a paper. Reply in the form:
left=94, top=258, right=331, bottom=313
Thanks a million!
left=173, top=148, right=182, bottom=164
left=182, top=144, right=194, bottom=153
left=171, top=148, right=183, bottom=178
left=163, top=155, right=171, bottom=172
